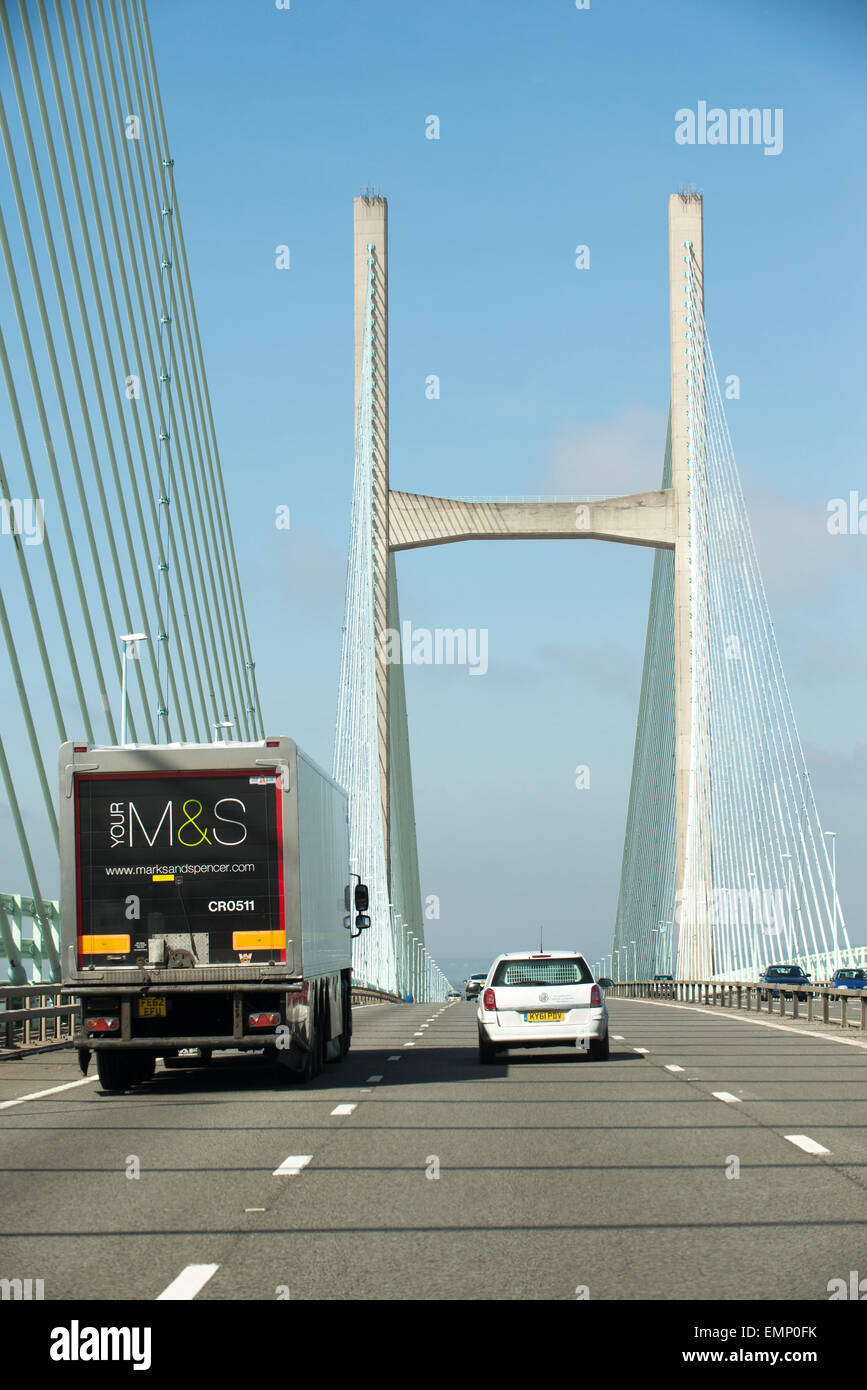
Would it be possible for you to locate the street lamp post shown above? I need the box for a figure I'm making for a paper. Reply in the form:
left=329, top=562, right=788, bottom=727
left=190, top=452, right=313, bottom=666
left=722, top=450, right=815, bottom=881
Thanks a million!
left=749, top=871, right=759, bottom=974
left=119, top=633, right=147, bottom=745
left=781, top=853, right=795, bottom=963
left=824, top=831, right=838, bottom=969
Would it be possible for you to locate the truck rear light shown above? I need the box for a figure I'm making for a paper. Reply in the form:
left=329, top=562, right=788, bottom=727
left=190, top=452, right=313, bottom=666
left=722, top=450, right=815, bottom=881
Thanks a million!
left=85, top=1016, right=119, bottom=1033
left=266, top=740, right=280, bottom=747
left=590, top=984, right=602, bottom=1007
left=286, top=982, right=310, bottom=1005
left=482, top=988, right=496, bottom=1011
left=248, top=1012, right=280, bottom=1029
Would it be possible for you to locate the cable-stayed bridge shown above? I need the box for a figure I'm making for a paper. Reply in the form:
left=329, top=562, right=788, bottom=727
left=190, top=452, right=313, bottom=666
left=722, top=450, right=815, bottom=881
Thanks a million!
left=0, top=1, right=848, bottom=998
left=334, top=190, right=848, bottom=991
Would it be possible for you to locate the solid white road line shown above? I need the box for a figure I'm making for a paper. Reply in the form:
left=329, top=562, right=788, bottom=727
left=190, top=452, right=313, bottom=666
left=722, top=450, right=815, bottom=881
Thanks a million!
left=156, top=1264, right=219, bottom=1300
left=712, top=1091, right=741, bottom=1104
left=665, top=1064, right=685, bottom=1072
left=626, top=998, right=867, bottom=1051
left=0, top=1077, right=98, bottom=1110
left=273, top=1154, right=312, bottom=1176
left=330, top=1103, right=356, bottom=1116
left=785, top=1134, right=830, bottom=1155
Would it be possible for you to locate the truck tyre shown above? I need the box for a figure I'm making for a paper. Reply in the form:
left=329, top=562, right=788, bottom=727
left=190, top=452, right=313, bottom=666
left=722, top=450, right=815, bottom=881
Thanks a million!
left=338, top=977, right=352, bottom=1058
left=316, top=993, right=328, bottom=1073
left=95, top=1050, right=138, bottom=1092
left=132, top=1053, right=156, bottom=1083
left=588, top=1033, right=610, bottom=1061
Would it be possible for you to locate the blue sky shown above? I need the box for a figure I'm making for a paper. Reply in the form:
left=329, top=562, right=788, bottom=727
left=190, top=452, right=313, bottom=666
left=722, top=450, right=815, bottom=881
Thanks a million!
left=125, top=0, right=867, bottom=980
left=2, top=0, right=866, bottom=982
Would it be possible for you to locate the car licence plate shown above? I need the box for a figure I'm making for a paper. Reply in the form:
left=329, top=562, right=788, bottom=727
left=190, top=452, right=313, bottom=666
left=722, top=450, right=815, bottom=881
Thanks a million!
left=137, top=996, right=166, bottom=1017
left=525, top=1010, right=564, bottom=1022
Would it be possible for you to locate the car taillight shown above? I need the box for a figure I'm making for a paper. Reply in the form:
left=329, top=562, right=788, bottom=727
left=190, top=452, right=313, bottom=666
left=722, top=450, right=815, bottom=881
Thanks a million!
left=248, top=1012, right=280, bottom=1029
left=85, top=1016, right=119, bottom=1033
left=482, top=988, right=496, bottom=1011
left=590, top=984, right=602, bottom=1007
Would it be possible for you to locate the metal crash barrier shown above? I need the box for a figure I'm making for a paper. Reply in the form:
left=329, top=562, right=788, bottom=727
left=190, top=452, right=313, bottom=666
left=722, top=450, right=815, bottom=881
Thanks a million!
left=607, top=978, right=867, bottom=1031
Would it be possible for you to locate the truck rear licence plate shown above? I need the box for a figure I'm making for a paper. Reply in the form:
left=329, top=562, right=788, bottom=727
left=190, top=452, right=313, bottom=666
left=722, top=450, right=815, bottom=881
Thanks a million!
left=525, top=1010, right=564, bottom=1022
left=137, top=997, right=166, bottom=1017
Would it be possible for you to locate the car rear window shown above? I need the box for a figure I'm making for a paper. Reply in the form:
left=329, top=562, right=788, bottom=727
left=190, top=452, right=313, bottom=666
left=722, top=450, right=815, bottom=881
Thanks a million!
left=492, top=957, right=592, bottom=986
left=837, top=970, right=865, bottom=979
left=767, top=966, right=802, bottom=978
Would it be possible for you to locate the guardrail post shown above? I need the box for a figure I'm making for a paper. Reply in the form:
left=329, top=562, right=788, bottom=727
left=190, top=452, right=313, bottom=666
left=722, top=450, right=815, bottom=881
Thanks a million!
left=823, top=992, right=830, bottom=1024
left=807, top=991, right=813, bottom=1022
left=841, top=995, right=848, bottom=1030
left=861, top=996, right=867, bottom=1032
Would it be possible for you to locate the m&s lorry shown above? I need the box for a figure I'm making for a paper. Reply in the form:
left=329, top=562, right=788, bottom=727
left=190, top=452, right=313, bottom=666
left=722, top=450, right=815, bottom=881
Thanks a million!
left=59, top=737, right=369, bottom=1092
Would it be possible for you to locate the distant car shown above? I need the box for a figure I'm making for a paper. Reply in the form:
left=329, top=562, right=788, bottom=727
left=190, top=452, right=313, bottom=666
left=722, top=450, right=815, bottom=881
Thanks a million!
left=653, top=974, right=674, bottom=980
left=445, top=990, right=462, bottom=1001
left=476, top=951, right=609, bottom=1064
left=759, top=964, right=811, bottom=1002
left=464, top=973, right=488, bottom=1002
left=830, top=969, right=867, bottom=991
left=653, top=973, right=674, bottom=996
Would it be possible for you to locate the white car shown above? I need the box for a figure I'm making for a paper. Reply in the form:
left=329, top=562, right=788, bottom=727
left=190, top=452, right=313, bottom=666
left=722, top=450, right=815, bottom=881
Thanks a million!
left=476, top=950, right=610, bottom=1064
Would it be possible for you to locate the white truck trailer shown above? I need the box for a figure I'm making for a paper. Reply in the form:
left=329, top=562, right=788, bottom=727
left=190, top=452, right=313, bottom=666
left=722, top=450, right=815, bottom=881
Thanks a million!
left=58, top=737, right=369, bottom=1092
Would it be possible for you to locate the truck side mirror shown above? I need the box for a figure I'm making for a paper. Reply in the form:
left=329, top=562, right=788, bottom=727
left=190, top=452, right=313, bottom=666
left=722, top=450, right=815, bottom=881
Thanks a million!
left=354, top=883, right=369, bottom=912
left=355, top=914, right=371, bottom=931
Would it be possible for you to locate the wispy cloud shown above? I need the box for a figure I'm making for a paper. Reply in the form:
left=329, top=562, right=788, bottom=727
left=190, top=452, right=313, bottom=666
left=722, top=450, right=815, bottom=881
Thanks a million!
left=541, top=405, right=669, bottom=497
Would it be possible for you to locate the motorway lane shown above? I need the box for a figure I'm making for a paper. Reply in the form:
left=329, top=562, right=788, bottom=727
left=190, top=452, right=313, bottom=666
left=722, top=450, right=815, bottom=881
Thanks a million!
left=1, top=998, right=867, bottom=1300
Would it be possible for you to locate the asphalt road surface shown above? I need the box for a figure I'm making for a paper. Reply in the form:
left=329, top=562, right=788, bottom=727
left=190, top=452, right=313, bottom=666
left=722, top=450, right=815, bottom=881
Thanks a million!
left=2, top=998, right=866, bottom=1300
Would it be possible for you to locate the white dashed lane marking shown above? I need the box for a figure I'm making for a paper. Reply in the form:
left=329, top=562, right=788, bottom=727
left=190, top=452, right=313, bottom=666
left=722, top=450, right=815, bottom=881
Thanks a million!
left=785, top=1134, right=830, bottom=1155
left=156, top=1264, right=219, bottom=1300
left=273, top=1154, right=312, bottom=1176
left=712, top=1092, right=741, bottom=1104
left=330, top=1103, right=356, bottom=1116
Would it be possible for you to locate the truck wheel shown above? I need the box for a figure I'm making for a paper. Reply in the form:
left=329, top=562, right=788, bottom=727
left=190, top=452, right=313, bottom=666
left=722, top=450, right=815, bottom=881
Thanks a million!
left=132, top=1053, right=156, bottom=1083
left=95, top=1051, right=138, bottom=1092
left=588, top=1033, right=610, bottom=1061
left=316, top=995, right=328, bottom=1073
left=338, top=979, right=352, bottom=1058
